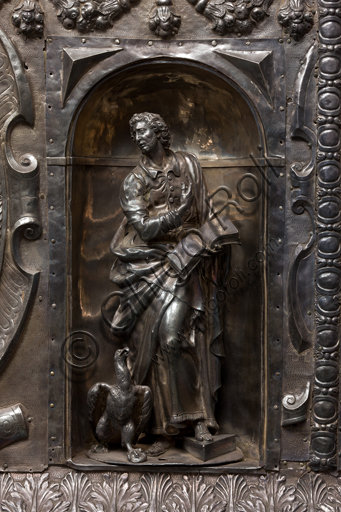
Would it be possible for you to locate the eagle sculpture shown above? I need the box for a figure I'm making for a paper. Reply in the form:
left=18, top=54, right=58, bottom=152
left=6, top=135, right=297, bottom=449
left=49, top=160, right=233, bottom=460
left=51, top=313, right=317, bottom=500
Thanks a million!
left=87, top=347, right=152, bottom=463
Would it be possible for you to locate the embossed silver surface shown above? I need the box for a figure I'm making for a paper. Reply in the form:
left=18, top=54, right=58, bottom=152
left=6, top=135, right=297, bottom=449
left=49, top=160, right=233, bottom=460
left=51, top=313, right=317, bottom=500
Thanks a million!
left=0, top=0, right=334, bottom=503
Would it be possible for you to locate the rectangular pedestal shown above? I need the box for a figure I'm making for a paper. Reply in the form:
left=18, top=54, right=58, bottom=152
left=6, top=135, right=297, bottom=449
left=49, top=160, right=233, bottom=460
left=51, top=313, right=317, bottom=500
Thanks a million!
left=183, top=434, right=236, bottom=462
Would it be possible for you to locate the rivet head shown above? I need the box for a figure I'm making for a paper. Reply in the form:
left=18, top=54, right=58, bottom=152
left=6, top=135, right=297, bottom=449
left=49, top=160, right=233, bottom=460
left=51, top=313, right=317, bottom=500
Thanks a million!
left=38, top=296, right=42, bottom=301
left=114, top=39, right=120, bottom=44
left=50, top=172, right=54, bottom=177
left=51, top=436, right=56, bottom=441
left=274, top=438, right=278, bottom=443
left=27, top=417, right=32, bottom=423
left=52, top=303, right=56, bottom=309
left=82, top=38, right=86, bottom=43
left=178, top=42, right=182, bottom=46
left=280, top=172, right=284, bottom=177
left=212, top=40, right=217, bottom=46
left=279, top=206, right=283, bottom=211
left=49, top=139, right=53, bottom=143
left=279, top=38, right=283, bottom=43
left=51, top=239, right=56, bottom=244
left=3, top=464, right=8, bottom=469
left=50, top=371, right=55, bottom=376
left=148, top=40, right=153, bottom=46
left=278, top=239, right=282, bottom=243
left=50, top=205, right=54, bottom=210
left=279, top=106, right=285, bottom=111
left=50, top=403, right=55, bottom=408
left=274, top=405, right=278, bottom=410
left=300, top=462, right=304, bottom=467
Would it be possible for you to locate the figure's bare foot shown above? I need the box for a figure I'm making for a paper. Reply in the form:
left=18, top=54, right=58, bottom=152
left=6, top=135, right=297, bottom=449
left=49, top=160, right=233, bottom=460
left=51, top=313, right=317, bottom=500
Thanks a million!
left=127, top=447, right=147, bottom=463
left=195, top=421, right=213, bottom=442
left=90, top=443, right=108, bottom=453
left=146, top=436, right=174, bottom=456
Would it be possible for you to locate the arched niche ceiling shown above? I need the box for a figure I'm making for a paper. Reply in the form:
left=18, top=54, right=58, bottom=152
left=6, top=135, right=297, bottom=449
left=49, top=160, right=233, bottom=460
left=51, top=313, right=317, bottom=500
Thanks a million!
left=72, top=62, right=261, bottom=160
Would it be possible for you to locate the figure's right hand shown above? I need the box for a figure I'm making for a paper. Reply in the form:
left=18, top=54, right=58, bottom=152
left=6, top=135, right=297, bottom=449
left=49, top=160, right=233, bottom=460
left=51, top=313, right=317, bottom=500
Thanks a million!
left=177, top=179, right=193, bottom=218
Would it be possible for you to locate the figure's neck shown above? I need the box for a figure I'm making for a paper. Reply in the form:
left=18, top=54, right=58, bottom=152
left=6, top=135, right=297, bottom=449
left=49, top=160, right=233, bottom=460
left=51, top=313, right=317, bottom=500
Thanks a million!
left=145, top=141, right=167, bottom=167
left=115, top=361, right=131, bottom=391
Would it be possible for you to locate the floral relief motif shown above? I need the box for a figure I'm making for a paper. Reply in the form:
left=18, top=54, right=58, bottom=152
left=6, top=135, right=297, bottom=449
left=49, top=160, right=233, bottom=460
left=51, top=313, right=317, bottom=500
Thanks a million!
left=1, top=473, right=69, bottom=512
left=149, top=0, right=181, bottom=38
left=140, top=473, right=175, bottom=511
left=2, top=471, right=341, bottom=511
left=293, top=473, right=329, bottom=512
left=59, top=472, right=92, bottom=511
left=79, top=473, right=148, bottom=512
left=163, top=475, right=224, bottom=512
left=277, top=0, right=314, bottom=41
left=187, top=0, right=273, bottom=36
left=214, top=475, right=249, bottom=512
left=11, top=0, right=44, bottom=37
left=50, top=0, right=138, bottom=31
left=236, top=474, right=296, bottom=512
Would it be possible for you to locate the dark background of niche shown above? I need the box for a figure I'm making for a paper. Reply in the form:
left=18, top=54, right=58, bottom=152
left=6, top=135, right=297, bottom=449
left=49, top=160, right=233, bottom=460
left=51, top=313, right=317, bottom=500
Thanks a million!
left=69, top=61, right=264, bottom=460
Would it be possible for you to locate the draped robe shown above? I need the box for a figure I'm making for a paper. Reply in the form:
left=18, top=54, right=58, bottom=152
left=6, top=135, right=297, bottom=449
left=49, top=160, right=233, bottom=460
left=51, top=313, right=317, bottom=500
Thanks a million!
left=109, top=149, right=228, bottom=435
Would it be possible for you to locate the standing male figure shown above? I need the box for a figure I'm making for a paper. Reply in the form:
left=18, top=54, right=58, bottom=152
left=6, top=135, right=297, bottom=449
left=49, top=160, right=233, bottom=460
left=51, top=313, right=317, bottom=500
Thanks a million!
left=109, top=112, right=231, bottom=456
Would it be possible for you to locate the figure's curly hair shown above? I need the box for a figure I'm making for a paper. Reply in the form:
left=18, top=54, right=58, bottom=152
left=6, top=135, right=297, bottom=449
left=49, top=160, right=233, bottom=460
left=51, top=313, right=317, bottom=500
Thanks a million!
left=129, top=112, right=171, bottom=149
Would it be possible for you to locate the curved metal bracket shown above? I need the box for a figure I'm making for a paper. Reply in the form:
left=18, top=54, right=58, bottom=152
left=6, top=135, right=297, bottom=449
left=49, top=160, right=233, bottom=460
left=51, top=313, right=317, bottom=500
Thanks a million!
left=282, top=381, right=310, bottom=425
left=3, top=115, right=38, bottom=179
left=0, top=30, right=41, bottom=374
left=290, top=43, right=318, bottom=187
left=288, top=196, right=315, bottom=353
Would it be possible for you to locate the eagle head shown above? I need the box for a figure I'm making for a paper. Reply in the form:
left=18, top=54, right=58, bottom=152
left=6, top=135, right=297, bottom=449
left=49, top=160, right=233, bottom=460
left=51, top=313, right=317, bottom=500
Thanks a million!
left=114, top=347, right=130, bottom=362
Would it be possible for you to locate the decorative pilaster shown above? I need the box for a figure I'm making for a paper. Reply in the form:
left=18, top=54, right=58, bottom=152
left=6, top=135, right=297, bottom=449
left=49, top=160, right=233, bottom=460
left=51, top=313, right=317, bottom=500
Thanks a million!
left=311, top=0, right=341, bottom=470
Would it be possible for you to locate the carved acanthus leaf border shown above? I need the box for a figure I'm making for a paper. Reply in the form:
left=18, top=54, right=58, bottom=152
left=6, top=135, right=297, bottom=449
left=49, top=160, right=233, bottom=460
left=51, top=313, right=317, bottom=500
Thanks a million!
left=0, top=471, right=341, bottom=511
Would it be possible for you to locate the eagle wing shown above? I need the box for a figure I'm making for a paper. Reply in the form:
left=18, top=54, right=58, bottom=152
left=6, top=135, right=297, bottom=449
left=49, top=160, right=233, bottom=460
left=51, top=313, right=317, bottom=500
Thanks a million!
left=87, top=382, right=111, bottom=436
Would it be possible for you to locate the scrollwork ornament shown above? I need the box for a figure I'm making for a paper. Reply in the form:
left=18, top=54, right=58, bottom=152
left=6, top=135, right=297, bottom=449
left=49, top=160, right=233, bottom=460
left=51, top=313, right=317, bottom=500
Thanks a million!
left=0, top=30, right=41, bottom=375
left=12, top=0, right=44, bottom=37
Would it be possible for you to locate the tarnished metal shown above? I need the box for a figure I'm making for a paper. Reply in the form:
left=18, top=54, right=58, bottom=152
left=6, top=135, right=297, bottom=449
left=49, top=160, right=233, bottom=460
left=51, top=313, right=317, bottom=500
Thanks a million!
left=94, top=112, right=240, bottom=462
left=0, top=0, right=334, bottom=499
left=311, top=0, right=341, bottom=471
left=43, top=36, right=288, bottom=471
left=88, top=347, right=152, bottom=463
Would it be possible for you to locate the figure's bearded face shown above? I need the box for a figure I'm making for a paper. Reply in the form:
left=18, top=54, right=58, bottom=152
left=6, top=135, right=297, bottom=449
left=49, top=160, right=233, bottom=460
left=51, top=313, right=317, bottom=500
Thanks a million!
left=134, top=121, right=158, bottom=154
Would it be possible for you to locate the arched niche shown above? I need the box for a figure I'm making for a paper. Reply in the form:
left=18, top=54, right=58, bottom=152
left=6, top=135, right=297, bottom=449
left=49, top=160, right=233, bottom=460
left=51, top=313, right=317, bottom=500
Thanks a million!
left=67, top=60, right=267, bottom=466
left=71, top=61, right=261, bottom=160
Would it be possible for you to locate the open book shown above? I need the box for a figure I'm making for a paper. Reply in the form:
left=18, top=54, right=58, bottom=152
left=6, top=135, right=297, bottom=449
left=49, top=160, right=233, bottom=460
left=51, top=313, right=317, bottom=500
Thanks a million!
left=166, top=214, right=240, bottom=278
